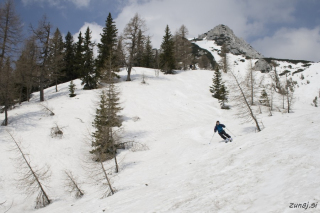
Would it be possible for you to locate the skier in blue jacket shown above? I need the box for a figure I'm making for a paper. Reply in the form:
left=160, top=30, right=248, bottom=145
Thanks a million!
left=214, top=121, right=232, bottom=142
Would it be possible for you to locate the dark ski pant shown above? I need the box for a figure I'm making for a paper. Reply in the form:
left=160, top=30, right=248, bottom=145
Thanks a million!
left=218, top=130, right=231, bottom=140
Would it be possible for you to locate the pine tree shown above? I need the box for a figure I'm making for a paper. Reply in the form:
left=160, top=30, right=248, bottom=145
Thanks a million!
left=210, top=66, right=223, bottom=99
left=218, top=84, right=229, bottom=109
left=135, top=29, right=144, bottom=67
left=63, top=32, right=76, bottom=82
left=210, top=66, right=229, bottom=109
left=91, top=81, right=122, bottom=163
left=69, top=80, right=76, bottom=97
left=96, top=13, right=118, bottom=79
left=142, top=36, right=153, bottom=68
left=49, top=28, right=64, bottom=92
left=82, top=27, right=97, bottom=89
left=74, top=32, right=84, bottom=81
left=160, top=25, right=175, bottom=74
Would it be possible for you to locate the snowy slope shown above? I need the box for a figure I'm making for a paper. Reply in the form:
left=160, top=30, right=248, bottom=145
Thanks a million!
left=1, top=66, right=320, bottom=213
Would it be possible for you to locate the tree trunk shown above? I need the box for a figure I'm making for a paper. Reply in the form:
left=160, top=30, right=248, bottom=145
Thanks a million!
left=100, top=161, right=114, bottom=195
left=126, top=64, right=132, bottom=81
left=231, top=71, right=261, bottom=132
left=19, top=86, right=23, bottom=105
left=40, top=74, right=44, bottom=102
left=4, top=107, right=8, bottom=126
left=55, top=78, right=58, bottom=92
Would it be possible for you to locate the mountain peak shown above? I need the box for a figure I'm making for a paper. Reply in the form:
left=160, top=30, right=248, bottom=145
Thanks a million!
left=198, top=24, right=263, bottom=59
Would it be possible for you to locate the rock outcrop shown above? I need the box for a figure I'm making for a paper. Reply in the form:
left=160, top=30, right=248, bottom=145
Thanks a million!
left=198, top=24, right=263, bottom=59
left=253, top=59, right=272, bottom=73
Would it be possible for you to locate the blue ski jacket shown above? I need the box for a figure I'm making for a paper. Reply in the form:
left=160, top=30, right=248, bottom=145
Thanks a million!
left=214, top=124, right=225, bottom=133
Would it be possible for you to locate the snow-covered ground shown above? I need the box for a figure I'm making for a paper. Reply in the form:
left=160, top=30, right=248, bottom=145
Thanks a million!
left=1, top=63, right=320, bottom=212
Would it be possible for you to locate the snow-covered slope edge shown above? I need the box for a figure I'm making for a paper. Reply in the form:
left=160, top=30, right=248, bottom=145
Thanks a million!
left=0, top=68, right=320, bottom=213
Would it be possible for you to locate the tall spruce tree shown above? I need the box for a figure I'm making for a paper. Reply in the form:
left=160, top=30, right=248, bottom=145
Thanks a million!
left=210, top=66, right=223, bottom=99
left=143, top=36, right=153, bottom=68
left=63, top=31, right=76, bottom=81
left=49, top=28, right=64, bottom=92
left=82, top=27, right=97, bottom=89
left=74, top=32, right=84, bottom=81
left=218, top=84, right=229, bottom=109
left=160, top=25, right=175, bottom=74
left=210, top=66, right=229, bottom=109
left=91, top=81, right=122, bottom=163
left=135, top=29, right=144, bottom=67
left=96, top=13, right=118, bottom=79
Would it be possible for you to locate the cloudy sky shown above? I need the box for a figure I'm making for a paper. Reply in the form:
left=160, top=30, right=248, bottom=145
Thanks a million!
left=14, top=0, right=320, bottom=61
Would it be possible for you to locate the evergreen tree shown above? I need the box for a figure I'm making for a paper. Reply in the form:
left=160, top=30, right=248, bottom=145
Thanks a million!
left=49, top=28, right=64, bottom=92
left=218, top=84, right=229, bottom=109
left=210, top=66, right=223, bottom=99
left=143, top=36, right=154, bottom=68
left=160, top=25, right=175, bottom=74
left=82, top=27, right=97, bottom=89
left=74, top=31, right=84, bottom=80
left=135, top=29, right=144, bottom=66
left=96, top=13, right=118, bottom=79
left=91, top=82, right=122, bottom=162
left=69, top=80, right=76, bottom=97
left=210, top=66, right=229, bottom=109
left=63, top=31, right=76, bottom=81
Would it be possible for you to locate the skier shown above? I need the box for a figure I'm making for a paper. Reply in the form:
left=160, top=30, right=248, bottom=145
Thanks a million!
left=214, top=121, right=232, bottom=142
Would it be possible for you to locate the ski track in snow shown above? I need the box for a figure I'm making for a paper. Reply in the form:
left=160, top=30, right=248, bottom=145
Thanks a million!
left=1, top=62, right=320, bottom=213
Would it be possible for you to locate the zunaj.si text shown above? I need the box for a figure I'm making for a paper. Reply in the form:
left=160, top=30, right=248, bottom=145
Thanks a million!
left=289, top=202, right=318, bottom=210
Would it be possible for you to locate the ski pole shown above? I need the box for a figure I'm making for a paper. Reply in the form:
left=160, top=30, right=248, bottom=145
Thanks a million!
left=226, top=127, right=236, bottom=137
left=209, top=132, right=216, bottom=144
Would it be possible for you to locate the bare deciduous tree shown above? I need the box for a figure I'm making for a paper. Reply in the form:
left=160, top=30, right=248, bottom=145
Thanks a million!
left=15, top=36, right=39, bottom=103
left=31, top=15, right=52, bottom=102
left=174, top=25, right=192, bottom=70
left=229, top=70, right=261, bottom=132
left=219, top=43, right=229, bottom=73
left=39, top=102, right=55, bottom=116
left=7, top=131, right=51, bottom=208
left=83, top=153, right=115, bottom=198
left=0, top=0, right=22, bottom=126
left=64, top=170, right=84, bottom=198
left=245, top=59, right=264, bottom=105
left=0, top=0, right=22, bottom=65
left=285, top=73, right=295, bottom=113
left=123, top=13, right=147, bottom=81
left=0, top=57, right=15, bottom=126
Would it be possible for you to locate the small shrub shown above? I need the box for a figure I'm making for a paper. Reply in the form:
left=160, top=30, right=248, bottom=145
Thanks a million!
left=69, top=81, right=77, bottom=97
left=51, top=124, right=64, bottom=138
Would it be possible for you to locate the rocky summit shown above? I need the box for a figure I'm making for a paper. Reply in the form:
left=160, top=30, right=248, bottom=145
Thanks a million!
left=198, top=24, right=263, bottom=59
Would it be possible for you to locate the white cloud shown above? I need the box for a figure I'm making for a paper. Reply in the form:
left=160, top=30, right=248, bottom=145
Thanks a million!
left=22, top=0, right=91, bottom=8
left=114, top=0, right=297, bottom=49
left=252, top=27, right=320, bottom=62
left=74, top=0, right=319, bottom=61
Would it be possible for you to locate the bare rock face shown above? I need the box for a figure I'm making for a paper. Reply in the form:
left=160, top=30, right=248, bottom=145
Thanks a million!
left=198, top=24, right=263, bottom=59
left=253, top=59, right=272, bottom=73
